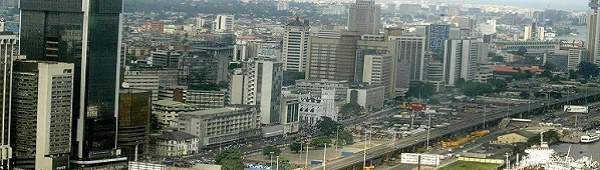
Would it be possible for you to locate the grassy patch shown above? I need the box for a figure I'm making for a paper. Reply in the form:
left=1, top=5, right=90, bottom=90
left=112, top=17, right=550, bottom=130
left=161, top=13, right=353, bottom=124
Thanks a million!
left=438, top=161, right=499, bottom=170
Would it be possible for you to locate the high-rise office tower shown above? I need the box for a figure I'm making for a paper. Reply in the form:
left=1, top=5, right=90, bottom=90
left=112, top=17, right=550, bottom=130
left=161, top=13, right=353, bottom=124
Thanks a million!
left=282, top=18, right=310, bottom=72
left=362, top=53, right=393, bottom=98
left=306, top=31, right=360, bottom=81
left=427, top=24, right=450, bottom=57
left=233, top=59, right=283, bottom=125
left=442, top=39, right=485, bottom=86
left=19, top=0, right=124, bottom=167
left=214, top=15, right=234, bottom=33
left=589, top=1, right=600, bottom=64
left=395, top=36, right=427, bottom=81
left=0, top=32, right=16, bottom=169
left=347, top=0, right=382, bottom=35
left=11, top=60, right=74, bottom=169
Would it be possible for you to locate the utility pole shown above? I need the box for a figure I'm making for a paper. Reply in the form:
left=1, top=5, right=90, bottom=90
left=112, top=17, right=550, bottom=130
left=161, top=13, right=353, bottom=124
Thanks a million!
left=335, top=126, right=340, bottom=151
left=276, top=156, right=279, bottom=170
left=323, top=144, right=327, bottom=170
left=304, top=142, right=309, bottom=169
left=363, top=128, right=367, bottom=169
left=426, top=114, right=431, bottom=150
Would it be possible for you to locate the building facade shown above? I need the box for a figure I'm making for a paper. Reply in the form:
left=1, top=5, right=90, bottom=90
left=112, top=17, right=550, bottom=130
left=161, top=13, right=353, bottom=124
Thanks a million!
left=118, top=89, right=151, bottom=161
left=178, top=106, right=261, bottom=148
left=346, top=85, right=385, bottom=112
left=299, top=89, right=338, bottom=124
left=443, top=39, right=485, bottom=86
left=0, top=32, right=16, bottom=168
left=19, top=0, right=124, bottom=165
left=213, top=15, right=234, bottom=33
left=11, top=61, right=74, bottom=169
left=347, top=0, right=382, bottom=35
left=306, top=31, right=360, bottom=81
left=282, top=18, right=310, bottom=72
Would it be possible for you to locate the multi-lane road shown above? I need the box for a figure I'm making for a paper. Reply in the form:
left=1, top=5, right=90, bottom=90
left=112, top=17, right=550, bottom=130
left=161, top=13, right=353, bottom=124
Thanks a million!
left=312, top=92, right=600, bottom=170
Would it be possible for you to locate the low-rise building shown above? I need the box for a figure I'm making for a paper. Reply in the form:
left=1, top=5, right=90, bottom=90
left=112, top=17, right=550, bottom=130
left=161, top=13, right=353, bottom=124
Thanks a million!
left=299, top=89, right=338, bottom=124
left=346, top=85, right=385, bottom=112
left=295, top=79, right=350, bottom=100
left=495, top=131, right=536, bottom=144
left=185, top=90, right=227, bottom=109
left=178, top=105, right=261, bottom=148
left=151, top=131, right=199, bottom=157
left=153, top=100, right=199, bottom=129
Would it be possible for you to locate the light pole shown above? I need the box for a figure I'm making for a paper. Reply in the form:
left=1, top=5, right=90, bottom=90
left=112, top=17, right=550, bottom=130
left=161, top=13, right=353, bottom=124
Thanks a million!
left=335, top=126, right=340, bottom=151
left=276, top=156, right=279, bottom=170
left=304, top=142, right=309, bottom=169
left=323, top=144, right=327, bottom=170
left=270, top=151, right=274, bottom=168
left=426, top=114, right=432, bottom=150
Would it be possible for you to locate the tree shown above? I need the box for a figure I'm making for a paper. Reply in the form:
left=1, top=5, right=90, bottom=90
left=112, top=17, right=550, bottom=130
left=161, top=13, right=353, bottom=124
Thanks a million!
left=578, top=62, right=600, bottom=80
left=337, top=130, right=354, bottom=145
left=316, top=117, right=342, bottom=136
left=277, top=157, right=293, bottom=170
left=488, top=79, right=508, bottom=92
left=150, top=114, right=161, bottom=131
left=290, top=142, right=302, bottom=153
left=540, top=70, right=552, bottom=78
left=262, top=145, right=281, bottom=157
left=216, top=149, right=245, bottom=170
left=310, top=136, right=332, bottom=147
left=340, top=102, right=364, bottom=115
left=569, top=70, right=578, bottom=79
left=527, top=130, right=561, bottom=146
left=407, top=81, right=435, bottom=99
left=544, top=62, right=557, bottom=72
left=517, top=46, right=528, bottom=56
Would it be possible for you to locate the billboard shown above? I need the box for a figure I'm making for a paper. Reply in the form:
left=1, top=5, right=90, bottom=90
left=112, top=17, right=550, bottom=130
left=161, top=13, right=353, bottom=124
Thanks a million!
left=563, top=105, right=588, bottom=113
left=401, top=153, right=440, bottom=166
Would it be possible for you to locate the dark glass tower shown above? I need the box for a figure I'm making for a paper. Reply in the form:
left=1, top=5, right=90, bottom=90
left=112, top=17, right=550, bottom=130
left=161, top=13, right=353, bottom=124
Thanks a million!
left=19, top=0, right=123, bottom=166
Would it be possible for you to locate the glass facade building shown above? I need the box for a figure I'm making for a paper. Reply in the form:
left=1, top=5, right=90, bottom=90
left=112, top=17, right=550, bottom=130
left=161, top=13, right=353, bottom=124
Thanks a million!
left=19, top=0, right=123, bottom=165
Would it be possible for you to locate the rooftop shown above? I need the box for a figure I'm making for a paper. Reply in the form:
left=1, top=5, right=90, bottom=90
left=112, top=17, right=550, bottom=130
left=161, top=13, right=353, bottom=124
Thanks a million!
left=153, top=100, right=190, bottom=107
left=180, top=106, right=252, bottom=116
left=155, top=131, right=197, bottom=141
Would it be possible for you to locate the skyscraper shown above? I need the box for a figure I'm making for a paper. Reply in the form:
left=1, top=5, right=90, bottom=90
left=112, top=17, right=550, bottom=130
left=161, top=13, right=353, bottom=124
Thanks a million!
left=12, top=60, right=74, bottom=169
left=347, top=0, right=382, bottom=35
left=442, top=39, right=485, bottom=86
left=306, top=31, right=360, bottom=81
left=19, top=0, right=125, bottom=167
left=0, top=32, right=16, bottom=169
left=282, top=18, right=310, bottom=72
left=395, top=36, right=427, bottom=81
left=427, top=24, right=450, bottom=57
left=589, top=2, right=600, bottom=64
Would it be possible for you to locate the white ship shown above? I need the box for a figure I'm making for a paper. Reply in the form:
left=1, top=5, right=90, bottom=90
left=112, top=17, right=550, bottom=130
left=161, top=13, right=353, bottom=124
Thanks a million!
left=513, top=133, right=599, bottom=170
left=580, top=134, right=600, bottom=143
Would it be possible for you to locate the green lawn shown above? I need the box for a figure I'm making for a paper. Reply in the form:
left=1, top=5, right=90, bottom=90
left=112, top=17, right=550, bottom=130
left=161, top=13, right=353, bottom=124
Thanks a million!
left=438, top=161, right=500, bottom=170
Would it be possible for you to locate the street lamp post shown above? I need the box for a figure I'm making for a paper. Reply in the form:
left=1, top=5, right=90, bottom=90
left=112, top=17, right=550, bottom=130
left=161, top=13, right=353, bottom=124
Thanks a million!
left=276, top=156, right=279, bottom=170
left=426, top=114, right=431, bottom=150
left=270, top=151, right=274, bottom=168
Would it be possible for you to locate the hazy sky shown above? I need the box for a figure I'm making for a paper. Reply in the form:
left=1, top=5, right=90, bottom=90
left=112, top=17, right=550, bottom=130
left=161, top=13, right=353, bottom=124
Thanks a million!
left=431, top=0, right=589, bottom=11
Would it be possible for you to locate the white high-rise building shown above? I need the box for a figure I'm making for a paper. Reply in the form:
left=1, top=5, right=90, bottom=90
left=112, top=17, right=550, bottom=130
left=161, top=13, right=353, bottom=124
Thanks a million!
left=282, top=18, right=310, bottom=72
left=362, top=54, right=393, bottom=98
left=230, top=59, right=283, bottom=125
left=0, top=32, right=16, bottom=168
left=12, top=60, right=74, bottom=170
left=214, top=15, right=234, bottom=33
left=443, top=39, right=486, bottom=86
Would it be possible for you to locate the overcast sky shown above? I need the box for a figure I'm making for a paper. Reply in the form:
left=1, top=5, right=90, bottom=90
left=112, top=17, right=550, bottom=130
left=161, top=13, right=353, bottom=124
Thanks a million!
left=429, top=0, right=589, bottom=11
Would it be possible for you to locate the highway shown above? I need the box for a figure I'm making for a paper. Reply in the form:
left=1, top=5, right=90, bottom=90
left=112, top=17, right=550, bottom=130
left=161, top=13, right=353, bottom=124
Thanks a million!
left=311, top=92, right=600, bottom=170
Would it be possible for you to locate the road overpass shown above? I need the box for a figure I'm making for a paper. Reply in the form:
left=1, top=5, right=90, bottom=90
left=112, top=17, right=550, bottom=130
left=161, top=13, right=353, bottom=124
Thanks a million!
left=311, top=91, right=600, bottom=170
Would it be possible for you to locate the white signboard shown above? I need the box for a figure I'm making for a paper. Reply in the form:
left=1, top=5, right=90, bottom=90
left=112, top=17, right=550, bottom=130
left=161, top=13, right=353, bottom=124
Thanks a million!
left=401, top=153, right=440, bottom=166
left=564, top=105, right=589, bottom=113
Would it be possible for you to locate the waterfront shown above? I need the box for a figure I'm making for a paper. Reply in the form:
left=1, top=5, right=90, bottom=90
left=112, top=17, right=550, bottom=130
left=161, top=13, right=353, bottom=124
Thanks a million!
left=552, top=141, right=600, bottom=162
